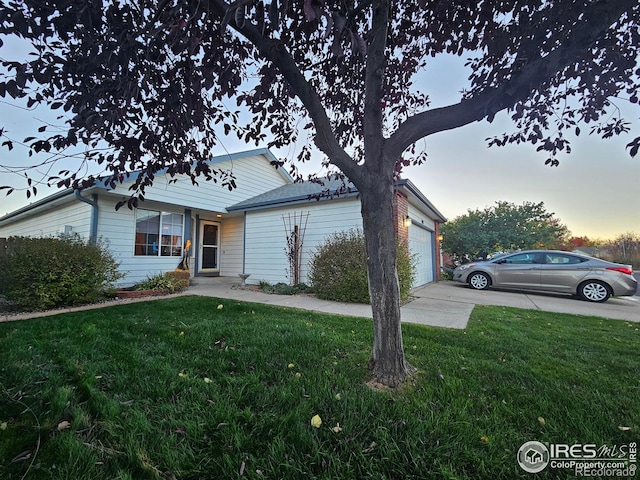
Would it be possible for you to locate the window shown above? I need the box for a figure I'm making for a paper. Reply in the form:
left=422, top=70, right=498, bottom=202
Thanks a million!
left=544, top=253, right=584, bottom=265
left=135, top=209, right=183, bottom=257
left=505, top=253, right=538, bottom=264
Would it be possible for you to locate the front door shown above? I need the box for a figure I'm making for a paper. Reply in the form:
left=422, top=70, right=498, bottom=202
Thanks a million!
left=199, top=222, right=220, bottom=272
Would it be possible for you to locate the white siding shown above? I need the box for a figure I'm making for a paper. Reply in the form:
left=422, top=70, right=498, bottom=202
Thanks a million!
left=107, top=153, right=289, bottom=212
left=220, top=214, right=245, bottom=277
left=98, top=196, right=188, bottom=286
left=0, top=198, right=92, bottom=238
left=244, top=198, right=363, bottom=284
left=407, top=204, right=436, bottom=231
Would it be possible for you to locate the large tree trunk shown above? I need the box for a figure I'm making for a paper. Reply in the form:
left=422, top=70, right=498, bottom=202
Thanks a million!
left=359, top=175, right=414, bottom=387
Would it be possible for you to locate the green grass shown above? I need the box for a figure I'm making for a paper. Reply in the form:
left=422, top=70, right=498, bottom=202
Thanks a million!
left=0, top=297, right=638, bottom=479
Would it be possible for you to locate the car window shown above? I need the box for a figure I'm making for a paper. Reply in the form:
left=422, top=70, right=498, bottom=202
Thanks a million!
left=543, top=253, right=585, bottom=265
left=504, top=253, right=537, bottom=264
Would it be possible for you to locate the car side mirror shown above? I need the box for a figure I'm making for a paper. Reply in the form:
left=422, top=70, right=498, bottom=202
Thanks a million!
left=495, top=259, right=507, bottom=264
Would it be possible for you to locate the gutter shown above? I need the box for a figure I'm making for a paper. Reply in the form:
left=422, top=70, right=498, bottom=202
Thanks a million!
left=74, top=189, right=99, bottom=244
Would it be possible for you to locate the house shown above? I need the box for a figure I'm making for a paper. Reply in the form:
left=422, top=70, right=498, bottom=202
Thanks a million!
left=0, top=148, right=446, bottom=288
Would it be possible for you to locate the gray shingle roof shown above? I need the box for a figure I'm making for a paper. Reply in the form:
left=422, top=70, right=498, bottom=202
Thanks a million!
left=227, top=178, right=357, bottom=212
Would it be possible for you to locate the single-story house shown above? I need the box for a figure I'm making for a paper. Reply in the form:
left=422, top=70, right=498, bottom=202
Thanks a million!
left=0, top=148, right=446, bottom=288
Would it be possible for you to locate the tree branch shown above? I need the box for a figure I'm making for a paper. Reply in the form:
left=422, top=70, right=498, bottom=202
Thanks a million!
left=385, top=0, right=638, bottom=161
left=204, top=0, right=361, bottom=181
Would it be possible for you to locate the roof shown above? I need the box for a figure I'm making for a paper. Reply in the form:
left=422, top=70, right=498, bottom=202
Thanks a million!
left=0, top=188, right=80, bottom=224
left=128, top=147, right=293, bottom=184
left=227, top=177, right=357, bottom=212
left=228, top=176, right=448, bottom=223
left=0, top=148, right=290, bottom=225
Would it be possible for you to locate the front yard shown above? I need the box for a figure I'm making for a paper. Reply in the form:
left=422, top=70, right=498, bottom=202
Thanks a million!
left=0, top=297, right=638, bottom=479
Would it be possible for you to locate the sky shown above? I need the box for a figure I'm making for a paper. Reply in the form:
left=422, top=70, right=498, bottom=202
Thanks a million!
left=1, top=42, right=639, bottom=241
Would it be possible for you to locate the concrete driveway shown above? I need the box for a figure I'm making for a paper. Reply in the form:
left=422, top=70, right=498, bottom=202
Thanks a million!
left=413, top=281, right=640, bottom=324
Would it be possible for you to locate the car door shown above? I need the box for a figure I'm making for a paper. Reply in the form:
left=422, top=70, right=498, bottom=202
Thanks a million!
left=538, top=252, right=590, bottom=293
left=492, top=252, right=543, bottom=288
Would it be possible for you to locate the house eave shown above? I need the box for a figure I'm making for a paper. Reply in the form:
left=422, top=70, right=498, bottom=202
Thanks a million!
left=226, top=190, right=359, bottom=213
left=0, top=185, right=111, bottom=227
left=0, top=189, right=77, bottom=226
left=396, top=179, right=448, bottom=223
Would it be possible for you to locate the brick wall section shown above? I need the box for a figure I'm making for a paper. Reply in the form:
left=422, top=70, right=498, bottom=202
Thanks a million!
left=434, top=222, right=442, bottom=281
left=392, top=194, right=444, bottom=282
left=393, top=192, right=409, bottom=249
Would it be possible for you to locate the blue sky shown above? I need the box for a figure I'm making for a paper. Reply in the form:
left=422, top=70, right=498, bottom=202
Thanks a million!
left=1, top=43, right=639, bottom=240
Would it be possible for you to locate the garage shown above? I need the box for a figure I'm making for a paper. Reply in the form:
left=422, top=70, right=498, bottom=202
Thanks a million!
left=408, top=224, right=434, bottom=287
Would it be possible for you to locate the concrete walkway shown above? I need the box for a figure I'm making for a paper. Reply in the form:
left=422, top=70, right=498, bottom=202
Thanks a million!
left=187, top=277, right=473, bottom=330
left=2, top=277, right=637, bottom=328
left=0, top=277, right=472, bottom=329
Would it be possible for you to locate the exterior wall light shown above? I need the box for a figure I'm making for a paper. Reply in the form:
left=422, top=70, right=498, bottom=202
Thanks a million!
left=404, top=216, right=412, bottom=228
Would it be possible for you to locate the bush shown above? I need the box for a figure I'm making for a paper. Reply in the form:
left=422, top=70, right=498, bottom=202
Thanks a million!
left=259, top=282, right=313, bottom=295
left=309, top=229, right=415, bottom=304
left=4, top=235, right=123, bottom=311
left=134, top=273, right=187, bottom=293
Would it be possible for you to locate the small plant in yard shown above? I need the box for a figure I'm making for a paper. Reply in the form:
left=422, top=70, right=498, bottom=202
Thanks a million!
left=0, top=298, right=638, bottom=479
left=259, top=281, right=313, bottom=295
left=133, top=273, right=186, bottom=293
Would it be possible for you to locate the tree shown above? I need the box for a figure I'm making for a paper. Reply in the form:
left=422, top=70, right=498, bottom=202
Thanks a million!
left=599, top=232, right=640, bottom=267
left=566, top=236, right=598, bottom=249
left=441, top=201, right=569, bottom=260
left=1, top=0, right=639, bottom=386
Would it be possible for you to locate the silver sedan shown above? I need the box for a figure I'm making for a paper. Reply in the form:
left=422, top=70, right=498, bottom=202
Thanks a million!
left=452, top=250, right=638, bottom=302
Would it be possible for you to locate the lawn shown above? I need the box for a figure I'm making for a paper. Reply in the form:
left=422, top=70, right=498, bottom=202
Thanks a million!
left=0, top=296, right=638, bottom=479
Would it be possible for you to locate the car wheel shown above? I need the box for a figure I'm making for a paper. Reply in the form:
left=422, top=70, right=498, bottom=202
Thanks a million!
left=578, top=280, right=611, bottom=303
left=468, top=272, right=491, bottom=290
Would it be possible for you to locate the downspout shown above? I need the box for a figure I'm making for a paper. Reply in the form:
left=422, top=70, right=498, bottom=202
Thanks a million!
left=242, top=211, right=247, bottom=274
left=74, top=189, right=99, bottom=244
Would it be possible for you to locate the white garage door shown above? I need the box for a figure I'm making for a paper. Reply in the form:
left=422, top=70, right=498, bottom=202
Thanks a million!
left=408, top=225, right=434, bottom=287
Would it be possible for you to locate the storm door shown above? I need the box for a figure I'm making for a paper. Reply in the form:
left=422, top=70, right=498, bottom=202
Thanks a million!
left=199, top=222, right=220, bottom=272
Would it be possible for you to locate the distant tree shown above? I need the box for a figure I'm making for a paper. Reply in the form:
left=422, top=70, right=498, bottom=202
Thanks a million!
left=567, top=236, right=598, bottom=249
left=1, top=1, right=639, bottom=386
left=441, top=201, right=569, bottom=260
left=599, top=232, right=640, bottom=267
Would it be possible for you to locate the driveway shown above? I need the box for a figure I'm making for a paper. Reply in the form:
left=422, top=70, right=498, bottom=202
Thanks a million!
left=414, top=281, right=640, bottom=323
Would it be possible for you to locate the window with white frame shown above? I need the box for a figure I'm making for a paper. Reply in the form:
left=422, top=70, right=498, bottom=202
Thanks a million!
left=135, top=209, right=184, bottom=257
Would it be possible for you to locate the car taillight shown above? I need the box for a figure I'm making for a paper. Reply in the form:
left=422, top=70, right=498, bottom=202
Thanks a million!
left=606, top=267, right=633, bottom=275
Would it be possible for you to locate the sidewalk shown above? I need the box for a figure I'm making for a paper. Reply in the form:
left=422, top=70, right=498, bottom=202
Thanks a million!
left=3, top=277, right=637, bottom=327
left=0, top=277, right=472, bottom=329
left=187, top=277, right=473, bottom=329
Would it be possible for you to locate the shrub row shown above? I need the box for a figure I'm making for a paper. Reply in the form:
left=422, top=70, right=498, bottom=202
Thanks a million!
left=2, top=235, right=123, bottom=311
